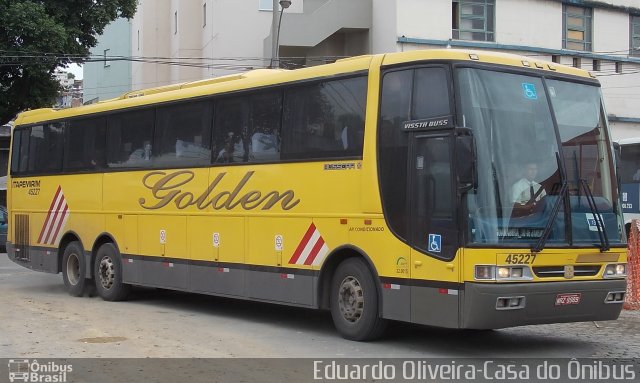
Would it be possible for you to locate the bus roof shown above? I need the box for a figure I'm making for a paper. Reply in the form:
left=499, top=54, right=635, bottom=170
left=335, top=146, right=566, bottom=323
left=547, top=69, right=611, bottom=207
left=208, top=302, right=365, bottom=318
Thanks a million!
left=15, top=49, right=594, bottom=126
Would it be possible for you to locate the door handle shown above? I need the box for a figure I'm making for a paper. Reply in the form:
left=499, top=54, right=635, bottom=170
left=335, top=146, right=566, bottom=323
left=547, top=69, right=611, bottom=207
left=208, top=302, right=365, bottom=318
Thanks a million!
left=414, top=260, right=423, bottom=267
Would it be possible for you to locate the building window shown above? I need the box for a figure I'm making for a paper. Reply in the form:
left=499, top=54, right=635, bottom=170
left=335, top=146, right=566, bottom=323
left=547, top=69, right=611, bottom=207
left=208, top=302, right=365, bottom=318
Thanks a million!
left=174, top=11, right=178, bottom=34
left=259, top=0, right=273, bottom=11
left=572, top=57, right=581, bottom=68
left=563, top=5, right=592, bottom=51
left=592, top=59, right=601, bottom=71
left=452, top=0, right=495, bottom=42
left=103, top=49, right=110, bottom=67
left=616, top=62, right=623, bottom=74
left=631, top=15, right=640, bottom=56
left=551, top=55, right=560, bottom=63
left=203, top=3, right=207, bottom=27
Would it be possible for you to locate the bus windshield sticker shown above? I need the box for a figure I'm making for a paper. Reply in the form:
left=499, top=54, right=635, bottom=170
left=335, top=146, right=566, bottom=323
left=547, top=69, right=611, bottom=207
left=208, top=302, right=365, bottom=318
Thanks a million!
left=586, top=213, right=604, bottom=232
left=522, top=83, right=538, bottom=100
left=402, top=116, right=453, bottom=131
left=428, top=234, right=442, bottom=253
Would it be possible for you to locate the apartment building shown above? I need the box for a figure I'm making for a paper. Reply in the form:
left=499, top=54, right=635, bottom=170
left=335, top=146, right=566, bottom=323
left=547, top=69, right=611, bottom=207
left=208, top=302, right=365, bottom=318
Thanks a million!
left=83, top=18, right=132, bottom=104
left=85, top=0, right=640, bottom=137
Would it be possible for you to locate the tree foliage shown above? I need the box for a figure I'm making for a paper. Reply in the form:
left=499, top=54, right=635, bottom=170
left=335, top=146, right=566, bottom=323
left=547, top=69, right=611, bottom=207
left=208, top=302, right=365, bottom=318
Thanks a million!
left=0, top=0, right=137, bottom=125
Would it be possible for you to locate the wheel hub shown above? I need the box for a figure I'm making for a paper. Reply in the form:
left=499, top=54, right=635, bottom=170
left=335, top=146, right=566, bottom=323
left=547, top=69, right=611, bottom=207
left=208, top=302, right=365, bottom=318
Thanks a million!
left=98, top=256, right=115, bottom=290
left=66, top=253, right=80, bottom=286
left=337, top=276, right=364, bottom=323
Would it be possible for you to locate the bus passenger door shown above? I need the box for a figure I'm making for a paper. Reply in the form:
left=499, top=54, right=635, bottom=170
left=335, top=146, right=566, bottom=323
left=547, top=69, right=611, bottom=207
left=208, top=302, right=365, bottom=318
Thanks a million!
left=409, top=133, right=461, bottom=327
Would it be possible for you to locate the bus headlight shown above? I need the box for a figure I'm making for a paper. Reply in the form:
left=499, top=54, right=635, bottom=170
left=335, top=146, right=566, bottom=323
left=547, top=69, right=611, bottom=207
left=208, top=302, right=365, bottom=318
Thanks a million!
left=475, top=265, right=495, bottom=280
left=475, top=265, right=532, bottom=281
left=603, top=263, right=627, bottom=278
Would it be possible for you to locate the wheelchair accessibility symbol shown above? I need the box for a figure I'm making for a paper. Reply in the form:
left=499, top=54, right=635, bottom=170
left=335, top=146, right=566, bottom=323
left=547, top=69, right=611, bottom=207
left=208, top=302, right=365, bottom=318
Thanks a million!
left=428, top=234, right=442, bottom=253
left=522, top=83, right=538, bottom=100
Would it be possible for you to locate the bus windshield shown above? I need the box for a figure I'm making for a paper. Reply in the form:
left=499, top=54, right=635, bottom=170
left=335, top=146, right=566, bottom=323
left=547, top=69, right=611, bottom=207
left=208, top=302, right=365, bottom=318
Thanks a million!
left=457, top=68, right=624, bottom=247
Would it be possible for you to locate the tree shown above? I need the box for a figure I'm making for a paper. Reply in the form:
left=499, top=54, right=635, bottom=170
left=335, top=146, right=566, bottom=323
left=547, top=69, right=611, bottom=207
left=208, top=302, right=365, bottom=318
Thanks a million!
left=0, top=0, right=137, bottom=125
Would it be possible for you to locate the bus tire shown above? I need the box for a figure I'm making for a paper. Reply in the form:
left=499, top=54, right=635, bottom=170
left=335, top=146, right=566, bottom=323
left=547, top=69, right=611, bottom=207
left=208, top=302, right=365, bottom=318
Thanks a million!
left=330, top=258, right=387, bottom=341
left=62, top=241, right=88, bottom=297
left=94, top=243, right=130, bottom=302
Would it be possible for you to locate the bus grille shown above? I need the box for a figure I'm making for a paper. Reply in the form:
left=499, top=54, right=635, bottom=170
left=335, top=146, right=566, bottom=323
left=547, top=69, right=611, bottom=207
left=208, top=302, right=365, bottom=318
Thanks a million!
left=533, top=266, right=601, bottom=278
left=14, top=214, right=30, bottom=261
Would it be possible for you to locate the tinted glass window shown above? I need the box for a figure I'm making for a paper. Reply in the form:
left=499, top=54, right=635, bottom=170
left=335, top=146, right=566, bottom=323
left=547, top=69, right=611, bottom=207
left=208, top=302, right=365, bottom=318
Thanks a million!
left=107, top=109, right=155, bottom=168
left=18, top=129, right=30, bottom=173
left=378, top=70, right=413, bottom=240
left=155, top=101, right=213, bottom=168
left=413, top=68, right=451, bottom=119
left=28, top=123, right=64, bottom=173
left=249, top=91, right=282, bottom=163
left=214, top=97, right=250, bottom=163
left=282, top=76, right=367, bottom=160
left=64, top=118, right=107, bottom=171
left=10, top=128, right=23, bottom=174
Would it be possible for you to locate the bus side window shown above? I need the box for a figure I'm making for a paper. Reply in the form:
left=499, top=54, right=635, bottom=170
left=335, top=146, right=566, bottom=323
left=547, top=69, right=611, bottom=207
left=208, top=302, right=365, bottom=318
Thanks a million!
left=155, top=101, right=212, bottom=168
left=282, top=76, right=367, bottom=160
left=214, top=97, right=249, bottom=163
left=107, top=109, right=155, bottom=168
left=249, top=91, right=282, bottom=163
left=64, top=117, right=106, bottom=171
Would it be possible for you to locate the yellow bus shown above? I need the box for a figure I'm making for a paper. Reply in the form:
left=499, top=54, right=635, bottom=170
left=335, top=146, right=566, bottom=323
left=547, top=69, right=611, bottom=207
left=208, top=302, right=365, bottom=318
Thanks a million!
left=7, top=49, right=628, bottom=341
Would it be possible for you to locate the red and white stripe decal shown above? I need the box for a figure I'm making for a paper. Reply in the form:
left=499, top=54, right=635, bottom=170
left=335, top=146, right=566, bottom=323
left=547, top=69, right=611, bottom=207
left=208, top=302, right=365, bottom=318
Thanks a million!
left=438, top=288, right=459, bottom=296
left=37, top=186, right=71, bottom=245
left=383, top=283, right=401, bottom=290
left=288, top=223, right=329, bottom=266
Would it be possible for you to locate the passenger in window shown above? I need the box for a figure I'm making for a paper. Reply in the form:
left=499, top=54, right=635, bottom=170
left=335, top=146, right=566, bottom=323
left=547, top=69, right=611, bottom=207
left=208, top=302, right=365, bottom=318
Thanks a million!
left=251, top=127, right=279, bottom=161
left=128, top=141, right=152, bottom=162
left=217, top=132, right=238, bottom=163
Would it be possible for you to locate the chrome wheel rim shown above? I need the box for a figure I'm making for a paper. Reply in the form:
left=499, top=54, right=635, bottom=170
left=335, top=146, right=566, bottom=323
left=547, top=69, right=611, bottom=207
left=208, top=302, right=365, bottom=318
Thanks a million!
left=98, top=256, right=115, bottom=290
left=66, top=253, right=80, bottom=286
left=337, top=276, right=364, bottom=323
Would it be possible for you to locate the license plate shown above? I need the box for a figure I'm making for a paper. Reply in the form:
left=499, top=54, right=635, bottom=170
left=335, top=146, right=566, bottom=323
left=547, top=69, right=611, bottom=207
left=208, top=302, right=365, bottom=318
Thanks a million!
left=555, top=293, right=581, bottom=306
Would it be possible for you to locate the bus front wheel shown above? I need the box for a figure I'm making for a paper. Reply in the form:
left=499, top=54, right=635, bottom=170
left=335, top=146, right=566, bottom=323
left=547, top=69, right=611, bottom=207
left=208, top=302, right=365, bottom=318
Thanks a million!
left=330, top=258, right=387, bottom=341
left=94, top=243, right=130, bottom=301
left=62, top=241, right=89, bottom=297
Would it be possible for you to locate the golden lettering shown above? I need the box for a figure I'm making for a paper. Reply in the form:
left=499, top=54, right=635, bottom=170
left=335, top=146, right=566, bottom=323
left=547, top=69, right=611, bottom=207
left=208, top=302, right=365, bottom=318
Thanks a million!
left=139, top=170, right=301, bottom=211
left=139, top=171, right=194, bottom=209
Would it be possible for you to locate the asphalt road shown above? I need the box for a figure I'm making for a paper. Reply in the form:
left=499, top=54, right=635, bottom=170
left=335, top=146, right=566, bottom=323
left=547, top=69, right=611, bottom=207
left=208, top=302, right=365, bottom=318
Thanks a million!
left=1, top=253, right=639, bottom=360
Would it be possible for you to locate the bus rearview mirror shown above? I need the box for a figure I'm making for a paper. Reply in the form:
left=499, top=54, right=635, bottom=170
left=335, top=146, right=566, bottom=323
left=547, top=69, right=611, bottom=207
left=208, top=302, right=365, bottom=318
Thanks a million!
left=455, top=133, right=476, bottom=192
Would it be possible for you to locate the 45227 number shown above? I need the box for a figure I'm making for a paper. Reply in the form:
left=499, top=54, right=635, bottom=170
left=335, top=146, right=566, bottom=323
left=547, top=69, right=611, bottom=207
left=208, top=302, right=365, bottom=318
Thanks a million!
left=504, top=253, right=537, bottom=265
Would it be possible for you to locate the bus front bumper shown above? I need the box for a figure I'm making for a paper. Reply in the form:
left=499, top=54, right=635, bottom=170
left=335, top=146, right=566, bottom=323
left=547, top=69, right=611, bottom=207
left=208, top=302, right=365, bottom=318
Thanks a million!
left=462, top=279, right=626, bottom=329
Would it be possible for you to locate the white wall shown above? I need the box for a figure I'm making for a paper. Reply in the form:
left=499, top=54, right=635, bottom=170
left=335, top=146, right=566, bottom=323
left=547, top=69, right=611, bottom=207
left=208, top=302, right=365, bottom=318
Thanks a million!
left=371, top=0, right=398, bottom=53
left=396, top=0, right=451, bottom=42
left=593, top=8, right=630, bottom=53
left=496, top=0, right=562, bottom=48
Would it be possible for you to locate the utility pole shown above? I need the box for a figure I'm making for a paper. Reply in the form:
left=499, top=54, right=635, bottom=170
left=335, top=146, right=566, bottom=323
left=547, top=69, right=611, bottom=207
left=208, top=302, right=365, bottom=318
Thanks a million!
left=271, top=0, right=279, bottom=68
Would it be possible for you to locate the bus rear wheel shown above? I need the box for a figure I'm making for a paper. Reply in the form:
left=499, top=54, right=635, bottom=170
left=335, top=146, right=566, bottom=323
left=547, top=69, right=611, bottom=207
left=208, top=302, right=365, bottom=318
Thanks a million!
left=94, top=243, right=130, bottom=301
left=330, top=258, right=387, bottom=341
left=62, top=241, right=88, bottom=297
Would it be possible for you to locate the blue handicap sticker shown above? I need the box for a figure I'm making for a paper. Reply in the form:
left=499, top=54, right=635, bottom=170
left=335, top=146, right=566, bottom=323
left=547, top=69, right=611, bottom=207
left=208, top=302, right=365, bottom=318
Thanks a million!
left=522, top=83, right=538, bottom=100
left=428, top=234, right=442, bottom=253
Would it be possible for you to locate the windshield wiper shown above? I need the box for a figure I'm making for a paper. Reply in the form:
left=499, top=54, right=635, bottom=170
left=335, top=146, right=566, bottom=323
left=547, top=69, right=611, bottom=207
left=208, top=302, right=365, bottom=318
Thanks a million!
left=579, top=179, right=610, bottom=252
left=532, top=153, right=567, bottom=253
left=532, top=181, right=567, bottom=253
